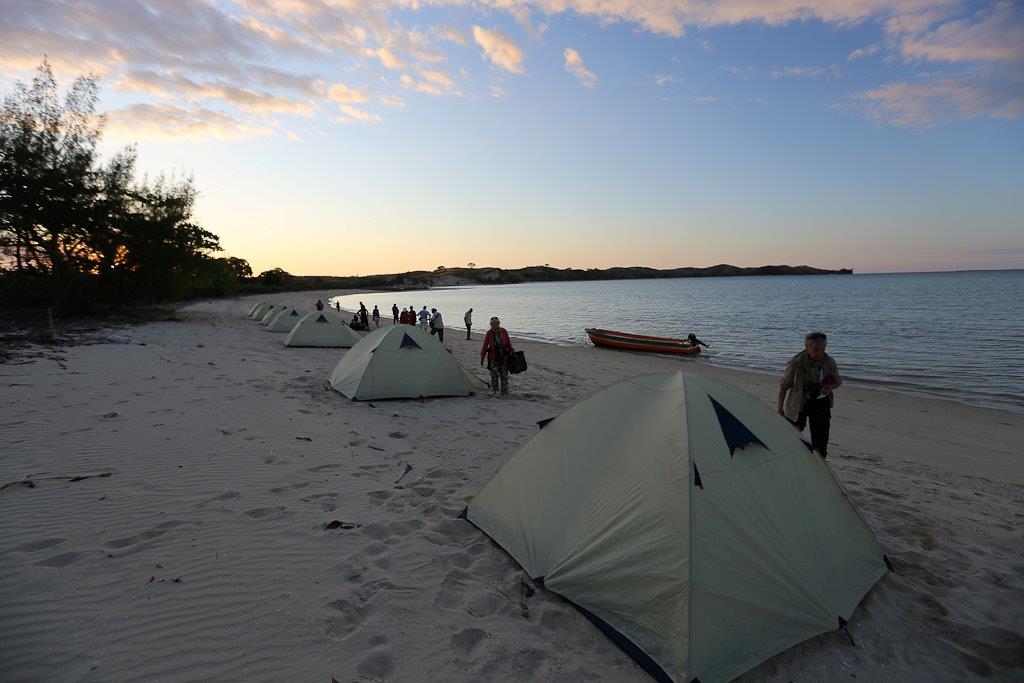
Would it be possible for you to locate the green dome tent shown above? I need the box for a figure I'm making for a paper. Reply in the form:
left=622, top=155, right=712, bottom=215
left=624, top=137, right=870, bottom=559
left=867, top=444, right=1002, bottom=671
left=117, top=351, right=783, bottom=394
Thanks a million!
left=328, top=325, right=488, bottom=400
left=464, top=372, right=888, bottom=683
left=265, top=306, right=305, bottom=333
left=285, top=311, right=362, bottom=348
left=248, top=301, right=270, bottom=319
left=260, top=304, right=287, bottom=326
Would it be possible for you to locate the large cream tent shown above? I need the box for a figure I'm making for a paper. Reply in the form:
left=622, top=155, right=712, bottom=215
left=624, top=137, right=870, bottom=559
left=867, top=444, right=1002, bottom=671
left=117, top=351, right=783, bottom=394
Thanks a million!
left=329, top=325, right=489, bottom=400
left=249, top=301, right=272, bottom=320
left=464, top=372, right=888, bottom=683
left=285, top=311, right=362, bottom=347
left=266, top=306, right=305, bottom=333
left=266, top=307, right=305, bottom=333
left=260, top=304, right=287, bottom=325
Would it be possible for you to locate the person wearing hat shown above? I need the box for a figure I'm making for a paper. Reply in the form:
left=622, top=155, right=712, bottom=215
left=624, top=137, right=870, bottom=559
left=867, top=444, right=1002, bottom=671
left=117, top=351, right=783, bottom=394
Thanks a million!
left=480, top=316, right=514, bottom=396
left=778, top=331, right=842, bottom=458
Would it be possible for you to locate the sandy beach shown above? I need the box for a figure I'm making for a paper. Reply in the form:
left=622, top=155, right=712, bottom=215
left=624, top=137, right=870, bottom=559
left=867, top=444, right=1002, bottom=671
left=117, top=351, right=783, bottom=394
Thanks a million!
left=1, top=290, right=1022, bottom=682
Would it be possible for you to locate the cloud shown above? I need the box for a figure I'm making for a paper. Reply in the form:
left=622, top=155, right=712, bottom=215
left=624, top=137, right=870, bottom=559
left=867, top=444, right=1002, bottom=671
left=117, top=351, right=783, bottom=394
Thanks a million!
left=372, top=47, right=408, bottom=70
left=693, top=95, right=717, bottom=103
left=652, top=74, right=682, bottom=87
left=771, top=66, right=826, bottom=78
left=327, top=82, right=369, bottom=104
left=399, top=73, right=443, bottom=95
left=721, top=65, right=757, bottom=79
left=563, top=48, right=597, bottom=88
left=420, top=69, right=456, bottom=90
left=847, top=44, right=880, bottom=61
left=338, top=104, right=382, bottom=123
left=115, top=70, right=317, bottom=116
left=3, top=0, right=1023, bottom=139
left=377, top=93, right=405, bottom=108
left=435, top=26, right=468, bottom=45
left=472, top=25, right=524, bottom=74
left=853, top=72, right=1024, bottom=127
left=490, top=84, right=506, bottom=98
left=106, top=103, right=276, bottom=141
left=897, top=2, right=1024, bottom=64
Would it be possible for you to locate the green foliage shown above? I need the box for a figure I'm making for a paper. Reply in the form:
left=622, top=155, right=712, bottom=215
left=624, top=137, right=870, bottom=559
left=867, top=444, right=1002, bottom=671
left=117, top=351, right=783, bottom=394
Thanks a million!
left=257, top=267, right=292, bottom=286
left=0, top=60, right=242, bottom=310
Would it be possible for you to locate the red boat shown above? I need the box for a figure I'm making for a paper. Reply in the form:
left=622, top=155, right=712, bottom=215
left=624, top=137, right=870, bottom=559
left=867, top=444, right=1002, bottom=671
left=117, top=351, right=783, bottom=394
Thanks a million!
left=585, top=328, right=702, bottom=356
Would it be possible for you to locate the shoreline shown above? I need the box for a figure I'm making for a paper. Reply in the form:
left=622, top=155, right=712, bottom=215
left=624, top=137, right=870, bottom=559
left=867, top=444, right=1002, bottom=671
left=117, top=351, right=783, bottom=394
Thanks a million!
left=1, top=289, right=1021, bottom=681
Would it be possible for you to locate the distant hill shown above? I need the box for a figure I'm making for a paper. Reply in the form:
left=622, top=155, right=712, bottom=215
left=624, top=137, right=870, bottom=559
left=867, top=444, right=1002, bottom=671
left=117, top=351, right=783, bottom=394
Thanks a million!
left=263, top=263, right=852, bottom=293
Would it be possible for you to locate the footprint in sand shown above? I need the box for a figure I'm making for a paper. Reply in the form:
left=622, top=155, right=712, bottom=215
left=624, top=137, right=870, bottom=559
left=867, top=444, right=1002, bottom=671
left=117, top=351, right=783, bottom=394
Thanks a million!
left=451, top=628, right=489, bottom=668
left=34, top=550, right=84, bottom=567
left=16, top=537, right=65, bottom=552
left=356, top=649, right=395, bottom=679
left=243, top=506, right=288, bottom=519
left=324, top=598, right=368, bottom=640
left=105, top=520, right=187, bottom=549
left=193, top=491, right=240, bottom=509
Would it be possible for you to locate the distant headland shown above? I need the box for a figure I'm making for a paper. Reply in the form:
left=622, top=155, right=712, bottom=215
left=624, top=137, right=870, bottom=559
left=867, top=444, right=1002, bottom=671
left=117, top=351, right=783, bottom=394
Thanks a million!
left=259, top=264, right=853, bottom=292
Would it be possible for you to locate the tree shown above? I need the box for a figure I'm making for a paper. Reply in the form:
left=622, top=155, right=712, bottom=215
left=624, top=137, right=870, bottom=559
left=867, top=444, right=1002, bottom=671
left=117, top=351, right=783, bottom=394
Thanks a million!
left=258, top=267, right=291, bottom=286
left=1, top=59, right=241, bottom=308
left=0, top=59, right=104, bottom=302
left=467, top=262, right=476, bottom=268
left=226, top=256, right=252, bottom=280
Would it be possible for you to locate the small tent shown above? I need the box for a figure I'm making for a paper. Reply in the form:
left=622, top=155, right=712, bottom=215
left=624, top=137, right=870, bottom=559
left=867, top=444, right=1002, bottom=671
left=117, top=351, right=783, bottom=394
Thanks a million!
left=260, top=304, right=287, bottom=325
left=249, top=301, right=271, bottom=320
left=328, top=325, right=489, bottom=400
left=464, top=372, right=888, bottom=683
left=285, top=311, right=362, bottom=348
left=266, top=306, right=305, bottom=332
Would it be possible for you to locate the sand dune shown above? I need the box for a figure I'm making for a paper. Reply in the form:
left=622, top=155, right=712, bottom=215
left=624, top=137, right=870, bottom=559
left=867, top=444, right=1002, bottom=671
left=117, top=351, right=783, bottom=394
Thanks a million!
left=1, top=291, right=1022, bottom=681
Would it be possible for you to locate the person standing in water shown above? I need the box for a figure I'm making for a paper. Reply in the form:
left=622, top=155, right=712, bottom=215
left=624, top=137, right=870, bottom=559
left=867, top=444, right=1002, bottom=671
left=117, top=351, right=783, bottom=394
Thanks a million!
left=778, top=331, right=842, bottom=458
left=464, top=308, right=473, bottom=340
left=480, top=316, right=514, bottom=396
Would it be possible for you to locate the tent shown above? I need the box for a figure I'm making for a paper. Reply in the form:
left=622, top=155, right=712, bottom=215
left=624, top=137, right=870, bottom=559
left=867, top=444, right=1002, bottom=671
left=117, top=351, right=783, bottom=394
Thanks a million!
left=328, top=325, right=489, bottom=400
left=249, top=301, right=271, bottom=320
left=260, top=304, right=287, bottom=325
left=284, top=311, right=362, bottom=348
left=463, top=372, right=888, bottom=683
left=265, top=306, right=305, bottom=332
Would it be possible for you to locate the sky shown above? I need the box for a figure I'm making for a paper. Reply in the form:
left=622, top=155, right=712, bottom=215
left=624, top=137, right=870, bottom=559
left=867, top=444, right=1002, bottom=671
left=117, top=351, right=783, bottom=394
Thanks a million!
left=1, top=0, right=1022, bottom=275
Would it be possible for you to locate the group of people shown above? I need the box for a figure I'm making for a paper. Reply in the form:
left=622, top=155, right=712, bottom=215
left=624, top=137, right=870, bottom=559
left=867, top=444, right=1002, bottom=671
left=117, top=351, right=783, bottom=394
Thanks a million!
left=316, top=298, right=837, bottom=438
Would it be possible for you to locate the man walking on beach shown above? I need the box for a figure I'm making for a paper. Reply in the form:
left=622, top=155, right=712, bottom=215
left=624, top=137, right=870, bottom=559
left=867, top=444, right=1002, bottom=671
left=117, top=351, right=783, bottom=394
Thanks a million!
left=418, top=306, right=430, bottom=331
left=778, top=331, right=842, bottom=458
left=464, top=308, right=473, bottom=340
left=481, top=316, right=514, bottom=396
left=372, top=305, right=380, bottom=328
left=430, top=308, right=444, bottom=343
left=392, top=303, right=399, bottom=325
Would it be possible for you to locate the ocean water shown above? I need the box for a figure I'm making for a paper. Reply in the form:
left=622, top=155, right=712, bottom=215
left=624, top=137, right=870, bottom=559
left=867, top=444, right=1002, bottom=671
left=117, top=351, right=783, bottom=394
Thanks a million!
left=333, top=270, right=1024, bottom=412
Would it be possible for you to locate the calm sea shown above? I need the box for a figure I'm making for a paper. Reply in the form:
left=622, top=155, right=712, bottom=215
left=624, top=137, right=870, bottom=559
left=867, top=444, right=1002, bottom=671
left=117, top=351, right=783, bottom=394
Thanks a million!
left=334, top=270, right=1024, bottom=412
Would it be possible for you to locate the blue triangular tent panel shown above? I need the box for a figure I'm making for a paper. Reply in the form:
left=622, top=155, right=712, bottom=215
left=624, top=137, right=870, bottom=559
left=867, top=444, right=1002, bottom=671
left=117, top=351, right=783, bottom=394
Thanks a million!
left=290, top=310, right=300, bottom=316
left=399, top=333, right=421, bottom=349
left=315, top=314, right=329, bottom=323
left=709, top=396, right=768, bottom=456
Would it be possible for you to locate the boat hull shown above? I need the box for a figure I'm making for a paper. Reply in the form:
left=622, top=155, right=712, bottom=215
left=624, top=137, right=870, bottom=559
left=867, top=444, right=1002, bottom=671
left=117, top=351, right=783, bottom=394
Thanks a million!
left=585, top=328, right=701, bottom=356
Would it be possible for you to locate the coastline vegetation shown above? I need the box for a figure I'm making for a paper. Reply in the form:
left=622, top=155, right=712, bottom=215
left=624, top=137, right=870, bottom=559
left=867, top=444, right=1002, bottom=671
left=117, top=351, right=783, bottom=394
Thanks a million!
left=1, top=61, right=849, bottom=315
